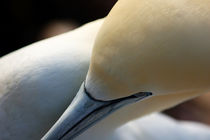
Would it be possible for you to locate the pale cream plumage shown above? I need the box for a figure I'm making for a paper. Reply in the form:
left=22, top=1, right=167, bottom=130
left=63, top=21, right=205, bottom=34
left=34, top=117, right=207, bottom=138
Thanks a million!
left=87, top=0, right=210, bottom=100
left=83, top=0, right=210, bottom=131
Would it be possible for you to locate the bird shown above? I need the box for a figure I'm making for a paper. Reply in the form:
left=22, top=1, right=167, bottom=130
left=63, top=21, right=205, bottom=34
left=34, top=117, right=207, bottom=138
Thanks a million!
left=42, top=0, right=210, bottom=139
left=0, top=0, right=210, bottom=140
left=1, top=20, right=210, bottom=140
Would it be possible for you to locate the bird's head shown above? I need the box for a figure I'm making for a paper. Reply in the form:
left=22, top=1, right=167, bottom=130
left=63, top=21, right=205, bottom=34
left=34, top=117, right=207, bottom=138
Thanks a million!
left=86, top=0, right=210, bottom=100
left=43, top=0, right=210, bottom=139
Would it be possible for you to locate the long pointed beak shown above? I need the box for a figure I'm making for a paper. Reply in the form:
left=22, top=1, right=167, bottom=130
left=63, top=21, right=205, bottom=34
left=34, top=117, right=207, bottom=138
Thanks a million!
left=42, top=82, right=152, bottom=140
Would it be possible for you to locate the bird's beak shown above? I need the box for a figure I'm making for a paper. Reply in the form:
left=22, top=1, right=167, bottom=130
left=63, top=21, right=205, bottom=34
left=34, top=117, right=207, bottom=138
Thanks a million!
left=42, top=82, right=152, bottom=140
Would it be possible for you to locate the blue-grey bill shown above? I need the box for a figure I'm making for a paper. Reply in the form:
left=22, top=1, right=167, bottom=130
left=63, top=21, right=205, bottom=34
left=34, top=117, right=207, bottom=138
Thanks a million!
left=42, top=82, right=152, bottom=140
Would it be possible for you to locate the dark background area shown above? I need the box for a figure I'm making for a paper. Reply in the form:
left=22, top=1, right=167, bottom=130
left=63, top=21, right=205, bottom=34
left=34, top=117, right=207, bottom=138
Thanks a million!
left=1, top=0, right=117, bottom=57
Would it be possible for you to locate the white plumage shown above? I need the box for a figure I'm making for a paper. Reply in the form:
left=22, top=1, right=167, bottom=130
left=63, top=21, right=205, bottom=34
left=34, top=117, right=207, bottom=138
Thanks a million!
left=0, top=19, right=102, bottom=139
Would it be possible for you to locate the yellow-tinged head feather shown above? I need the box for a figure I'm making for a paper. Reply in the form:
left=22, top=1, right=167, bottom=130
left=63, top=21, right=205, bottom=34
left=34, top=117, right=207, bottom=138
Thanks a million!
left=86, top=0, right=210, bottom=100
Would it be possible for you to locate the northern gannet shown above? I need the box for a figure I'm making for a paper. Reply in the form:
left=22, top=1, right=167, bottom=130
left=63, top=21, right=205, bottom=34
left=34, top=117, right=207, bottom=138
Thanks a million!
left=1, top=18, right=210, bottom=140
left=42, top=0, right=210, bottom=139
